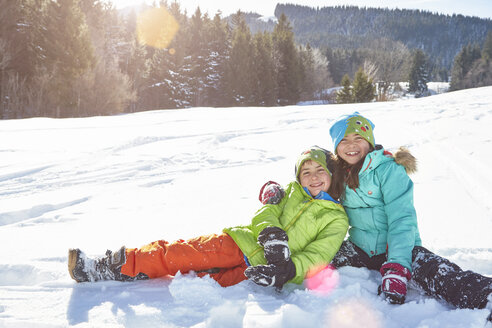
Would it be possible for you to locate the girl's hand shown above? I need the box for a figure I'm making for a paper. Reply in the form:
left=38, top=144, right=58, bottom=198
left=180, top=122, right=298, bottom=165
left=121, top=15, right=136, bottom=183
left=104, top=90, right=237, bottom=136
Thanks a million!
left=378, top=262, right=412, bottom=304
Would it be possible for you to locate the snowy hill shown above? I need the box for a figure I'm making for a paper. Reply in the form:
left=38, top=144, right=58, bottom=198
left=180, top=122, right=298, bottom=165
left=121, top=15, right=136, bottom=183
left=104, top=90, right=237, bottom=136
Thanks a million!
left=0, top=87, right=491, bottom=327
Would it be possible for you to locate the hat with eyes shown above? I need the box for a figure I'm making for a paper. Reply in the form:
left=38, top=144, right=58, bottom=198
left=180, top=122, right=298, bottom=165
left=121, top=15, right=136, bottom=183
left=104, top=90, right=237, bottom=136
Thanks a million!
left=329, top=112, right=375, bottom=151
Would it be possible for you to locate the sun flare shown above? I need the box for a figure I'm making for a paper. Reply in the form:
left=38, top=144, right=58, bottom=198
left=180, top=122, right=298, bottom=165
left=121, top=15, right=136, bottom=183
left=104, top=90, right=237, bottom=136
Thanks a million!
left=137, top=7, right=179, bottom=49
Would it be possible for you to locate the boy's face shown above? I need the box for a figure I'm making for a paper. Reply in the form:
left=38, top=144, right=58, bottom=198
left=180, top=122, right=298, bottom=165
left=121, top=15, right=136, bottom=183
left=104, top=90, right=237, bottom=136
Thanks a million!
left=299, top=160, right=331, bottom=197
left=336, top=133, right=371, bottom=165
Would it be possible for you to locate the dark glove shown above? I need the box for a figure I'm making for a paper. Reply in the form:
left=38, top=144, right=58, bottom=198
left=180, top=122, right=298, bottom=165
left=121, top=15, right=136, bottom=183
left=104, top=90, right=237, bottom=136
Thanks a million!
left=378, top=262, right=412, bottom=305
left=259, top=181, right=285, bottom=205
left=244, top=259, right=296, bottom=291
left=258, top=227, right=290, bottom=265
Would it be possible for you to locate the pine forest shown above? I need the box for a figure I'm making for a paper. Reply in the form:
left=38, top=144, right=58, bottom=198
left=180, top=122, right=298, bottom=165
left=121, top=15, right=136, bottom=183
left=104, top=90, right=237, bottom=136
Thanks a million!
left=1, top=0, right=491, bottom=119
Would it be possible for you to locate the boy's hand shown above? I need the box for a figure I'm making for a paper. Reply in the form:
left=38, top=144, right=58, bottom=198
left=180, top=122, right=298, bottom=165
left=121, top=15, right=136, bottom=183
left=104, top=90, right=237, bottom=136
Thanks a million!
left=244, top=259, right=296, bottom=290
left=258, top=227, right=290, bottom=264
left=259, top=181, right=285, bottom=205
left=378, top=263, right=412, bottom=305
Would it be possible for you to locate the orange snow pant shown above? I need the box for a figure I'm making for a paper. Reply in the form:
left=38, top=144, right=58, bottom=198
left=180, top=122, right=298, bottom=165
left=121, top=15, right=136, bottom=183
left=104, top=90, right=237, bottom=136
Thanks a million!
left=120, top=233, right=248, bottom=287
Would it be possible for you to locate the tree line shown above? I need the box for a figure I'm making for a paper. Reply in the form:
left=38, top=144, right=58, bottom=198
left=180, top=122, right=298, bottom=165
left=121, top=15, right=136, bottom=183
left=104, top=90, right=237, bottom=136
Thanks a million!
left=1, top=1, right=491, bottom=119
left=269, top=4, right=492, bottom=82
left=0, top=0, right=332, bottom=119
left=450, top=32, right=492, bottom=91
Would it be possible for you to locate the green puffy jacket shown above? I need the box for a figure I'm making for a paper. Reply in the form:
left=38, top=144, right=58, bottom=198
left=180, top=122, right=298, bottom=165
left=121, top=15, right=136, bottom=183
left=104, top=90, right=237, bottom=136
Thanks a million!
left=342, top=148, right=422, bottom=271
left=224, top=181, right=349, bottom=285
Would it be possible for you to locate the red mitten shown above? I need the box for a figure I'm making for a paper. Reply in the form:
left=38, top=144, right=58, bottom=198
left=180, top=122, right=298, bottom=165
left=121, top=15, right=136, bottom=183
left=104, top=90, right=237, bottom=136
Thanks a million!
left=259, top=181, right=285, bottom=205
left=379, top=263, right=412, bottom=304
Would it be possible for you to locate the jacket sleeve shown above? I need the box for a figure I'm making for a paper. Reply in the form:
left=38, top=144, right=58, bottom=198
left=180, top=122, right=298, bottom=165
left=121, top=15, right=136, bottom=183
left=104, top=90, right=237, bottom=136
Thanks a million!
left=249, top=183, right=292, bottom=238
left=377, top=161, right=418, bottom=271
left=289, top=208, right=349, bottom=284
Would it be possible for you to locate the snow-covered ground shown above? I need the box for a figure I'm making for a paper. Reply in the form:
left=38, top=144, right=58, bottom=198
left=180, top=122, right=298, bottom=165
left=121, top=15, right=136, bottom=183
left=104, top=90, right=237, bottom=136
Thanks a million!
left=0, top=87, right=491, bottom=327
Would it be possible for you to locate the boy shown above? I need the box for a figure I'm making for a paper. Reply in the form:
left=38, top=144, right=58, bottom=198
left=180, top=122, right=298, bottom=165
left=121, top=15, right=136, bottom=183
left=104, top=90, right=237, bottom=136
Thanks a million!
left=68, top=147, right=348, bottom=290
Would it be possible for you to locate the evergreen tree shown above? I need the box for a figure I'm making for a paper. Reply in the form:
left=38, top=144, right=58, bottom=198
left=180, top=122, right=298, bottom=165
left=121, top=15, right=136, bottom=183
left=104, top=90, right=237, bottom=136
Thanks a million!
left=461, top=59, right=492, bottom=89
left=204, top=12, right=231, bottom=107
left=140, top=49, right=172, bottom=110
left=299, top=44, right=315, bottom=101
left=455, top=33, right=492, bottom=90
left=187, top=7, right=208, bottom=107
left=253, top=32, right=277, bottom=106
left=43, top=0, right=94, bottom=117
left=450, top=44, right=481, bottom=91
left=167, top=1, right=192, bottom=108
left=325, top=47, right=367, bottom=85
left=142, top=33, right=191, bottom=110
left=0, top=0, right=18, bottom=118
left=336, top=74, right=353, bottom=103
left=408, top=49, right=429, bottom=97
left=195, top=12, right=229, bottom=108
left=123, top=34, right=148, bottom=112
left=0, top=0, right=50, bottom=118
left=272, top=13, right=301, bottom=105
left=117, top=7, right=150, bottom=113
left=77, top=0, right=135, bottom=116
left=7, top=0, right=45, bottom=81
left=227, top=11, right=255, bottom=105
left=352, top=68, right=375, bottom=103
left=482, top=31, right=492, bottom=62
left=139, top=1, right=192, bottom=110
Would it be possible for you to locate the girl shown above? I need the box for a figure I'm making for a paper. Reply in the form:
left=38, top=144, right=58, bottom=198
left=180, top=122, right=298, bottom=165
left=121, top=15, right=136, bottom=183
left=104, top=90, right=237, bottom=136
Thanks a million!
left=68, top=147, right=349, bottom=291
left=261, top=112, right=491, bottom=313
left=328, top=112, right=491, bottom=310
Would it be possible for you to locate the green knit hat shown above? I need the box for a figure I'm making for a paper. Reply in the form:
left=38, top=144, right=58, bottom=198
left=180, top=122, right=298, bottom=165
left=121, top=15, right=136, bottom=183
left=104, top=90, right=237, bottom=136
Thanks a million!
left=330, top=112, right=375, bottom=151
left=295, top=146, right=333, bottom=182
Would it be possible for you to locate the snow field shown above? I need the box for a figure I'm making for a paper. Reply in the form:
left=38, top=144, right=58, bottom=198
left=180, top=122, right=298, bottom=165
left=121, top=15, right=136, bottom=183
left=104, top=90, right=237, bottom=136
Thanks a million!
left=0, top=86, right=491, bottom=327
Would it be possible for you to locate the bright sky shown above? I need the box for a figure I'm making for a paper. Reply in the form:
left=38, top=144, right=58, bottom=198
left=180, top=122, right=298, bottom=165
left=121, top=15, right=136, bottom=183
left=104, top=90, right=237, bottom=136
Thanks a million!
left=111, top=0, right=492, bottom=19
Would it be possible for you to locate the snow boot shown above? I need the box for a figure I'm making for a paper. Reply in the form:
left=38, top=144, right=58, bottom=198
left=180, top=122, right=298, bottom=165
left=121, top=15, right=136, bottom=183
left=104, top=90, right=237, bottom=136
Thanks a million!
left=68, top=246, right=148, bottom=282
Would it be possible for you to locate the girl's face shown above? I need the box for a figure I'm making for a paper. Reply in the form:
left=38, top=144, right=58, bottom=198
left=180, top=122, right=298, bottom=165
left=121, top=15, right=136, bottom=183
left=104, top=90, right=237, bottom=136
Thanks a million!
left=299, top=160, right=331, bottom=197
left=336, top=133, right=371, bottom=165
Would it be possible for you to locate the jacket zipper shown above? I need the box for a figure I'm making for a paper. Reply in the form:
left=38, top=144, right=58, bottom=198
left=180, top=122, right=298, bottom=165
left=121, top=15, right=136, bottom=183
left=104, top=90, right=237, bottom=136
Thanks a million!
left=284, top=199, right=314, bottom=232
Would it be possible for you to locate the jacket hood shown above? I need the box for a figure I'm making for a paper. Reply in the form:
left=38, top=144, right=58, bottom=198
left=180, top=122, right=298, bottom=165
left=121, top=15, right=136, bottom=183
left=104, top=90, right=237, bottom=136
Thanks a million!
left=362, top=146, right=417, bottom=175
left=394, top=147, right=417, bottom=174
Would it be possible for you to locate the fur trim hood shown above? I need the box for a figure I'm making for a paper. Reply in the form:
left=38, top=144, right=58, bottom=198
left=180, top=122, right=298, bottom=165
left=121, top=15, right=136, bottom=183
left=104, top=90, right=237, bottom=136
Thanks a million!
left=372, top=145, right=417, bottom=174
left=393, top=147, right=417, bottom=174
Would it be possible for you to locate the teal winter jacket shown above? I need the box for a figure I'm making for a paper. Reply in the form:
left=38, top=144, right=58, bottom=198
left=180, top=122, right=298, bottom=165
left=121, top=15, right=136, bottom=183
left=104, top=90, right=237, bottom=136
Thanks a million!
left=342, top=148, right=422, bottom=271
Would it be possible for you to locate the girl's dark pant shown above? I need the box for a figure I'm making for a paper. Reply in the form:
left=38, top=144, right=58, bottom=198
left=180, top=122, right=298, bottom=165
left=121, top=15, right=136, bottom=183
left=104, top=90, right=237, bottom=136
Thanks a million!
left=331, top=240, right=492, bottom=309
